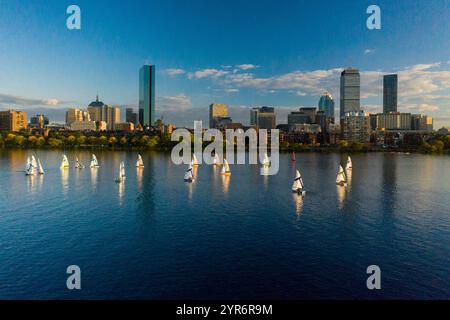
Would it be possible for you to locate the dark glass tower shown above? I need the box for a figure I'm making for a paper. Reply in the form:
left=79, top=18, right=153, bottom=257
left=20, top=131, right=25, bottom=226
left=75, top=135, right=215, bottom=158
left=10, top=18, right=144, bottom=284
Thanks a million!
left=318, top=92, right=335, bottom=121
left=383, top=74, right=398, bottom=114
left=139, top=65, right=155, bottom=126
left=340, top=68, right=360, bottom=117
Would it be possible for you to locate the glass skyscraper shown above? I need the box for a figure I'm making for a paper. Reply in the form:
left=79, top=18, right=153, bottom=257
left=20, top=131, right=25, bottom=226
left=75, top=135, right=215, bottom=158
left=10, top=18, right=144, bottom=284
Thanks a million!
left=383, top=74, right=398, bottom=114
left=139, top=65, right=155, bottom=127
left=340, top=68, right=360, bottom=117
left=318, top=92, right=335, bottom=121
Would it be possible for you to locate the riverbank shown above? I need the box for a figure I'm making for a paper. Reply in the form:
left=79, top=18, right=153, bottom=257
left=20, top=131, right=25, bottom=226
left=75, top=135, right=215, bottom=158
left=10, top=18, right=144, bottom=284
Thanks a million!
left=1, top=131, right=449, bottom=154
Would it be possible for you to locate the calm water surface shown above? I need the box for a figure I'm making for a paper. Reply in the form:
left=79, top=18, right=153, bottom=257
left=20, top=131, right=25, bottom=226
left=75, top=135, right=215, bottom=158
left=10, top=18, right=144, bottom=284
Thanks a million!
left=0, top=150, right=449, bottom=299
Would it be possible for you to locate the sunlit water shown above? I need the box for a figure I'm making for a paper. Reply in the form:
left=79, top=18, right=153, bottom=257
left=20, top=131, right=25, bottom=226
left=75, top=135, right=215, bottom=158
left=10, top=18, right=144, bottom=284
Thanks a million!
left=0, top=150, right=449, bottom=299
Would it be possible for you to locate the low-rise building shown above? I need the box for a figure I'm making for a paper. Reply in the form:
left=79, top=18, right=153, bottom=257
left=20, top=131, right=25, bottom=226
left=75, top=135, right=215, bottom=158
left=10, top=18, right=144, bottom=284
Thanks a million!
left=114, top=122, right=135, bottom=132
left=0, top=110, right=27, bottom=131
left=70, top=120, right=96, bottom=131
left=341, top=111, right=371, bottom=143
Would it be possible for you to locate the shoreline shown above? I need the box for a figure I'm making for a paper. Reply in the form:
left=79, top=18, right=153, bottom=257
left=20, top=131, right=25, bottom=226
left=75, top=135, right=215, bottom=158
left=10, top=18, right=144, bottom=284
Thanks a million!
left=1, top=145, right=449, bottom=155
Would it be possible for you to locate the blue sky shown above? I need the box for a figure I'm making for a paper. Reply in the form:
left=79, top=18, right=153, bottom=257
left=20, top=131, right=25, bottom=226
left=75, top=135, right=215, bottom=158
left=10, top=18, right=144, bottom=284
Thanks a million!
left=0, top=0, right=449, bottom=127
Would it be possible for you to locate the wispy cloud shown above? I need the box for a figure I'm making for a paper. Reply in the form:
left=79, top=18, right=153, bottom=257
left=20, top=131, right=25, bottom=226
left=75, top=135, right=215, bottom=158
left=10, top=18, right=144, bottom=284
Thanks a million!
left=235, top=64, right=259, bottom=70
left=364, top=49, right=375, bottom=55
left=164, top=68, right=186, bottom=76
left=157, top=93, right=192, bottom=111
left=187, top=68, right=229, bottom=79
left=0, top=93, right=65, bottom=108
left=225, top=88, right=239, bottom=93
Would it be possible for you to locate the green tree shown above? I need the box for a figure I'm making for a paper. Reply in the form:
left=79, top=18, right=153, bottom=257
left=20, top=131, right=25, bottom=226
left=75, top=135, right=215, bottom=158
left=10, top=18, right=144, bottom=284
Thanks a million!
left=15, top=135, right=26, bottom=147
left=109, top=136, right=118, bottom=147
left=48, top=137, right=63, bottom=148
left=119, top=137, right=128, bottom=146
left=99, top=136, right=107, bottom=146
left=77, top=135, right=87, bottom=145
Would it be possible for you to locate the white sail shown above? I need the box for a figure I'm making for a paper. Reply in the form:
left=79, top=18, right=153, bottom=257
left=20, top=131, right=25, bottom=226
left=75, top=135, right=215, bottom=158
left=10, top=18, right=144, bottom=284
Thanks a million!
left=292, top=170, right=302, bottom=191
left=221, top=159, right=231, bottom=175
left=346, top=156, right=352, bottom=170
left=120, top=162, right=126, bottom=179
left=75, top=157, right=84, bottom=169
left=213, top=153, right=220, bottom=165
left=31, top=155, right=38, bottom=169
left=25, top=157, right=35, bottom=176
left=37, top=158, right=44, bottom=175
left=136, top=154, right=144, bottom=168
left=25, top=156, right=31, bottom=171
left=184, top=163, right=194, bottom=181
left=192, top=153, right=198, bottom=166
left=336, top=165, right=347, bottom=184
left=90, top=154, right=99, bottom=168
left=60, top=155, right=70, bottom=168
left=115, top=162, right=126, bottom=183
left=262, top=153, right=270, bottom=166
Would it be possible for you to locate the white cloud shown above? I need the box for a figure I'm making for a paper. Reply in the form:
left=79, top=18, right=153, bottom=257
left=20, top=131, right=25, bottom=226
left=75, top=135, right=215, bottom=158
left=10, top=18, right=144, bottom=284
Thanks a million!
left=0, top=93, right=64, bottom=108
left=225, top=88, right=239, bottom=93
left=157, top=94, right=192, bottom=111
left=187, top=68, right=229, bottom=79
left=164, top=68, right=186, bottom=76
left=402, top=103, right=440, bottom=113
left=364, top=49, right=375, bottom=55
left=236, top=64, right=259, bottom=70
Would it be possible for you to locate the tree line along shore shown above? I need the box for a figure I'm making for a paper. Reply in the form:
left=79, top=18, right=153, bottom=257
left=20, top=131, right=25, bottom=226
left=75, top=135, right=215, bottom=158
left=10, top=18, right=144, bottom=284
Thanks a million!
left=0, top=130, right=449, bottom=154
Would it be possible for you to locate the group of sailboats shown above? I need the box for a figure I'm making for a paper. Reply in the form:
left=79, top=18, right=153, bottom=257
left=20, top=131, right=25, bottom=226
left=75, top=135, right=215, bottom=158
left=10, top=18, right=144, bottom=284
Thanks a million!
left=336, top=156, right=352, bottom=187
left=291, top=155, right=353, bottom=196
left=60, top=154, right=98, bottom=169
left=184, top=153, right=231, bottom=183
left=25, top=155, right=44, bottom=176
left=25, top=153, right=145, bottom=185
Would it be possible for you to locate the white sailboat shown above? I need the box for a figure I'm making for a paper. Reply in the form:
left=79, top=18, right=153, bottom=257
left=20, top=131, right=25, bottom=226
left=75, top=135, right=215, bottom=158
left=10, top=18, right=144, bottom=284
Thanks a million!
left=220, top=159, right=231, bottom=176
left=262, top=153, right=270, bottom=167
left=184, top=163, right=195, bottom=182
left=292, top=169, right=306, bottom=196
left=336, top=165, right=347, bottom=186
left=74, top=157, right=85, bottom=169
left=31, top=155, right=38, bottom=170
left=25, top=157, right=35, bottom=176
left=60, top=154, right=70, bottom=169
left=90, top=154, right=99, bottom=168
left=213, top=153, right=220, bottom=166
left=345, top=156, right=352, bottom=171
left=115, top=161, right=126, bottom=183
left=136, top=154, right=144, bottom=168
left=192, top=154, right=199, bottom=167
left=37, top=158, right=45, bottom=175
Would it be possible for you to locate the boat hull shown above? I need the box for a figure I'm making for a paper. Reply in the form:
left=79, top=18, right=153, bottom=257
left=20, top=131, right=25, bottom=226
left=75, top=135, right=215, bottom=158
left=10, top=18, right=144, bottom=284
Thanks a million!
left=292, top=189, right=306, bottom=196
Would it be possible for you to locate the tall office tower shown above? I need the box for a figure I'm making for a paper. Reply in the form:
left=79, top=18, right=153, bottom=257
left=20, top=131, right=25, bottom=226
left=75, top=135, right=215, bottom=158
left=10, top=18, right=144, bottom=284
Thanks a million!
left=250, top=107, right=260, bottom=126
left=0, top=110, right=27, bottom=131
left=340, top=68, right=360, bottom=117
left=257, top=106, right=276, bottom=130
left=139, top=65, right=156, bottom=127
left=383, top=74, right=398, bottom=114
left=318, top=92, right=335, bottom=121
left=126, top=108, right=138, bottom=125
left=209, top=103, right=229, bottom=128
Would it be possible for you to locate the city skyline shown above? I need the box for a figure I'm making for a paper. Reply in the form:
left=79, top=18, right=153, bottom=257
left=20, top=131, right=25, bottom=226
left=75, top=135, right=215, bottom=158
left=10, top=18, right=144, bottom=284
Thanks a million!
left=0, top=0, right=449, bottom=127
